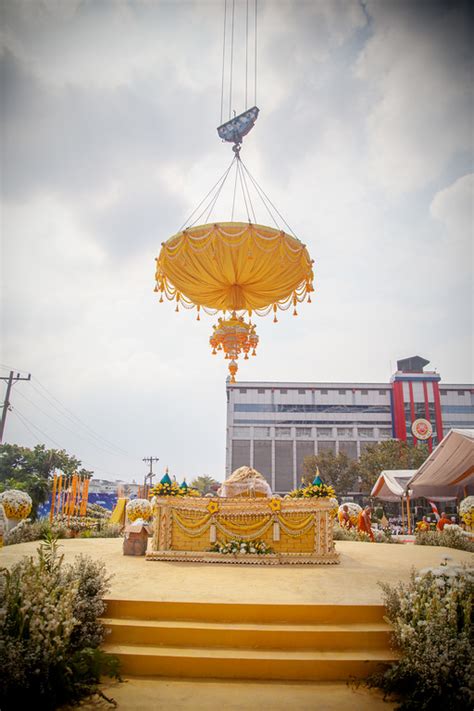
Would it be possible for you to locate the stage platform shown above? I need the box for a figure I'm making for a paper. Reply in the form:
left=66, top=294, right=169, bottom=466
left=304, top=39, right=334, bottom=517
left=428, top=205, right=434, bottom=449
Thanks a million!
left=1, top=538, right=471, bottom=605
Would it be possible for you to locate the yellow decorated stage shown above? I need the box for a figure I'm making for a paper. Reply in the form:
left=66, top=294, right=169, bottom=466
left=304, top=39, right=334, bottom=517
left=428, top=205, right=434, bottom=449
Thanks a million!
left=147, top=496, right=339, bottom=565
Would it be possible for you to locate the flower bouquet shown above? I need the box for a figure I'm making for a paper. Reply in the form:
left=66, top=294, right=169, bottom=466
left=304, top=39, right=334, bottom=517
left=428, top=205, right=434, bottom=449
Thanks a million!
left=288, top=482, right=336, bottom=499
left=126, top=498, right=153, bottom=522
left=210, top=538, right=273, bottom=555
left=149, top=481, right=199, bottom=497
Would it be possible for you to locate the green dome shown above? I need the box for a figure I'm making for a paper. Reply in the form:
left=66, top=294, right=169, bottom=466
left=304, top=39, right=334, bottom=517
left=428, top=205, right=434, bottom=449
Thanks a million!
left=312, top=475, right=324, bottom=487
left=180, top=479, right=188, bottom=490
left=160, top=473, right=172, bottom=485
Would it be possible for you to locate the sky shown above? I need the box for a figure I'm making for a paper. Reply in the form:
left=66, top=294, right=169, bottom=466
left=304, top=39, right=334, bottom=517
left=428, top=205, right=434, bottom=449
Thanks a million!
left=1, top=0, right=473, bottom=485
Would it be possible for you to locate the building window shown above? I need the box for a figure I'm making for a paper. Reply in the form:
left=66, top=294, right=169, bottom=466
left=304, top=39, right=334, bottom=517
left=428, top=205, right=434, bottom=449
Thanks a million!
left=257, top=388, right=265, bottom=394
left=378, top=390, right=387, bottom=396
left=254, top=427, right=271, bottom=438
left=298, top=389, right=306, bottom=395
left=358, top=427, right=374, bottom=439
left=457, top=390, right=465, bottom=396
left=296, top=427, right=312, bottom=438
left=361, top=390, right=368, bottom=395
left=338, top=389, right=346, bottom=395
left=320, top=389, right=328, bottom=395
left=239, top=388, right=247, bottom=394
left=440, top=390, right=447, bottom=395
left=317, top=428, right=332, bottom=438
left=378, top=428, right=392, bottom=439
left=337, top=427, right=353, bottom=438
left=280, top=389, right=288, bottom=395
left=275, top=427, right=291, bottom=437
left=233, top=426, right=250, bottom=437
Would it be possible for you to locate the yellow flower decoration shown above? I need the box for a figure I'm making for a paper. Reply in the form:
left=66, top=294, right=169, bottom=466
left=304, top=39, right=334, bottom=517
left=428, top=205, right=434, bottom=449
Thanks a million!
left=269, top=498, right=281, bottom=512
left=207, top=500, right=219, bottom=514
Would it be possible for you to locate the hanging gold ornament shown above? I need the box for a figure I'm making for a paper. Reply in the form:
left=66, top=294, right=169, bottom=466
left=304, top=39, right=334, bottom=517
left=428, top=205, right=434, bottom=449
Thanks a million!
left=209, top=313, right=259, bottom=382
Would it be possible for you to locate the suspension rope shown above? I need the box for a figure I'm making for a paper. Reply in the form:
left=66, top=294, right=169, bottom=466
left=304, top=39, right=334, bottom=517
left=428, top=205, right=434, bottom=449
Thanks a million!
left=202, top=156, right=237, bottom=224
left=228, top=0, right=235, bottom=119
left=239, top=156, right=257, bottom=223
left=241, top=159, right=298, bottom=236
left=245, top=0, right=249, bottom=108
left=236, top=157, right=252, bottom=222
left=254, top=0, right=258, bottom=106
left=231, top=155, right=239, bottom=220
left=220, top=0, right=227, bottom=124
left=240, top=159, right=279, bottom=229
left=180, top=157, right=234, bottom=230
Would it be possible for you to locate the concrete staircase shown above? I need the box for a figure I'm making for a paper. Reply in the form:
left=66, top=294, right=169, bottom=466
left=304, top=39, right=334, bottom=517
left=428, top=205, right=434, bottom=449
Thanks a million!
left=101, top=600, right=397, bottom=681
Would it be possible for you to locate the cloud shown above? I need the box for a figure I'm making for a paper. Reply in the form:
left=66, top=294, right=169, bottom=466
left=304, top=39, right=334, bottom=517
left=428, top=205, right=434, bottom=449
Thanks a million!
left=357, top=0, right=472, bottom=195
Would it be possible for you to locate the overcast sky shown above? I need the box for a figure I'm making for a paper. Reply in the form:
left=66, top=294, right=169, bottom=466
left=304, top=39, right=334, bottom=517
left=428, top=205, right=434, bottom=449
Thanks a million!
left=1, top=0, right=472, bottom=484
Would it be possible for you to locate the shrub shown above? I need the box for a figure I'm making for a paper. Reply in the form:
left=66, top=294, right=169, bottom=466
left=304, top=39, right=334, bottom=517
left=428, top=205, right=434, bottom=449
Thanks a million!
left=415, top=528, right=474, bottom=552
left=332, top=523, right=395, bottom=543
left=0, top=535, right=119, bottom=709
left=370, top=562, right=473, bottom=710
left=4, top=518, right=69, bottom=545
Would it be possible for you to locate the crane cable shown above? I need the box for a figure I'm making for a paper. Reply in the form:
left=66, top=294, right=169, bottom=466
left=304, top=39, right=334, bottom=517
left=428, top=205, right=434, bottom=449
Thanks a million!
left=220, top=0, right=258, bottom=122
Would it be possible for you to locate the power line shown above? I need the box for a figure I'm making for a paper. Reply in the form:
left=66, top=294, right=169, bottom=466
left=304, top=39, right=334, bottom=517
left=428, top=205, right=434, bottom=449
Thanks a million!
left=1, top=370, right=32, bottom=443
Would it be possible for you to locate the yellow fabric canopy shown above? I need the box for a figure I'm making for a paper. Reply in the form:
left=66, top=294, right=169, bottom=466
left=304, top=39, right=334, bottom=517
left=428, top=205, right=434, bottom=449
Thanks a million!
left=155, top=222, right=314, bottom=315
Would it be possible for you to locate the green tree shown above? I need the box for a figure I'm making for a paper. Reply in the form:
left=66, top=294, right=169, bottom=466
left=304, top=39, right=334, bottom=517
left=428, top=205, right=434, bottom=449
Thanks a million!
left=302, top=451, right=359, bottom=495
left=190, top=475, right=221, bottom=495
left=0, top=443, right=92, bottom=518
left=358, top=439, right=429, bottom=492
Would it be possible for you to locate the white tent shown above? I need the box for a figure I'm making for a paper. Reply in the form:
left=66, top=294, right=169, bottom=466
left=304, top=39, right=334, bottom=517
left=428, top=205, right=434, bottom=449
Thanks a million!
left=371, top=470, right=416, bottom=501
left=408, top=429, right=474, bottom=499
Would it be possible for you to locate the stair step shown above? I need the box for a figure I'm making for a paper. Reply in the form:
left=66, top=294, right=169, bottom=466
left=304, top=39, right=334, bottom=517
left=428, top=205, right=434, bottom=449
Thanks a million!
left=103, top=643, right=398, bottom=681
left=104, top=600, right=387, bottom=624
left=101, top=618, right=391, bottom=650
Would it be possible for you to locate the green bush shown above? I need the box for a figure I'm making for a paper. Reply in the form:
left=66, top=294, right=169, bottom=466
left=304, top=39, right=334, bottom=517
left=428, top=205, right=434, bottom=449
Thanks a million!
left=4, top=518, right=69, bottom=545
left=370, top=562, right=473, bottom=711
left=0, top=535, right=120, bottom=709
left=415, top=528, right=474, bottom=552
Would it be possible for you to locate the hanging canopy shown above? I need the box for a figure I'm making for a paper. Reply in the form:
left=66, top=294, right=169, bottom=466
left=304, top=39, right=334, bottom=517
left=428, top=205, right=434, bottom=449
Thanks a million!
left=408, top=429, right=474, bottom=498
left=371, top=470, right=416, bottom=502
left=155, top=222, right=314, bottom=315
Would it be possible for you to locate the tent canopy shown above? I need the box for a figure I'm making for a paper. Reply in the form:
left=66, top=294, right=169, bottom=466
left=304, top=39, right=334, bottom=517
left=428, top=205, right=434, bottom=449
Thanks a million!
left=371, top=470, right=416, bottom=501
left=408, top=429, right=474, bottom=498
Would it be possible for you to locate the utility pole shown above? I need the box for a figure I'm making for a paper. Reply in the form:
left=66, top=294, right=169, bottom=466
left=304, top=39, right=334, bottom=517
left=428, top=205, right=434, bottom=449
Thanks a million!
left=0, top=370, right=31, bottom=443
left=142, top=456, right=159, bottom=490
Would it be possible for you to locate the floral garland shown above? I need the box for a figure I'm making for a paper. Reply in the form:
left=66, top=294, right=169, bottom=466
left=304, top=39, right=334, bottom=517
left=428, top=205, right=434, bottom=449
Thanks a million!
left=459, top=496, right=474, bottom=528
left=126, top=498, right=153, bottom=522
left=0, top=490, right=32, bottom=520
left=210, top=538, right=273, bottom=555
left=288, top=483, right=336, bottom=499
left=150, top=482, right=200, bottom=497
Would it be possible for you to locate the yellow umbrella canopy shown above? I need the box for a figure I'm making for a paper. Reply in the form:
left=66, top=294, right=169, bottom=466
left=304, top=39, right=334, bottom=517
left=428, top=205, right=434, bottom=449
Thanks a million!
left=154, top=222, right=314, bottom=317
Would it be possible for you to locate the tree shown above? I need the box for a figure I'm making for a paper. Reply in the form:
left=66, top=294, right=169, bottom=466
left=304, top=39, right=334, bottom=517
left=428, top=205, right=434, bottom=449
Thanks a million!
left=303, top=451, right=359, bottom=495
left=190, top=475, right=221, bottom=495
left=358, top=439, right=429, bottom=492
left=0, top=443, right=93, bottom=518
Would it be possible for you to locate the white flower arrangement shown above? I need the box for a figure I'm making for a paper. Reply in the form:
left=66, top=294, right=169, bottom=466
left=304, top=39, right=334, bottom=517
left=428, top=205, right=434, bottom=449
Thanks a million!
left=210, top=538, right=273, bottom=555
left=459, top=496, right=474, bottom=527
left=0, top=489, right=32, bottom=520
left=126, top=498, right=152, bottom=522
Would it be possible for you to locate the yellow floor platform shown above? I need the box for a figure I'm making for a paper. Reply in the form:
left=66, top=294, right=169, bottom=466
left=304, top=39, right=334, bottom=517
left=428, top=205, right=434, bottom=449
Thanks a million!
left=2, top=538, right=471, bottom=605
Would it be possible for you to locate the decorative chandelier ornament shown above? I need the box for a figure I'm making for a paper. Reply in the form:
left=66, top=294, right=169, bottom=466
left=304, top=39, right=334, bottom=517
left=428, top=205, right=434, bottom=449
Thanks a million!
left=153, top=1, right=315, bottom=382
left=209, top=313, right=259, bottom=382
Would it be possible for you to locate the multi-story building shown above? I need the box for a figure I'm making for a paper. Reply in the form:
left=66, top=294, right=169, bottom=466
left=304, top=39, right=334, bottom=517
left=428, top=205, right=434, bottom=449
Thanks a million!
left=225, top=356, right=474, bottom=494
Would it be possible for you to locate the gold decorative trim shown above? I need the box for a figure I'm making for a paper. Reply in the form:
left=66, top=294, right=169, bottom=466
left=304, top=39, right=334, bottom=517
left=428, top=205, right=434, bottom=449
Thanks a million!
left=146, top=550, right=340, bottom=566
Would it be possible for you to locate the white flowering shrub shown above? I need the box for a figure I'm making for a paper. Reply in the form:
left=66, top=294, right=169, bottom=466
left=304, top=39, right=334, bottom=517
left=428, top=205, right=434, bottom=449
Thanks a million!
left=415, top=527, right=474, bottom=552
left=371, top=562, right=473, bottom=710
left=210, top=538, right=273, bottom=554
left=0, top=535, right=119, bottom=709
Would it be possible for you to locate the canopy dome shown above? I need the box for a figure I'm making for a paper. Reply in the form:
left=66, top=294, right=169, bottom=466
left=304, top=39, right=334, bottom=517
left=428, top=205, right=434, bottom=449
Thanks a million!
left=218, top=465, right=272, bottom=498
left=155, top=222, right=314, bottom=316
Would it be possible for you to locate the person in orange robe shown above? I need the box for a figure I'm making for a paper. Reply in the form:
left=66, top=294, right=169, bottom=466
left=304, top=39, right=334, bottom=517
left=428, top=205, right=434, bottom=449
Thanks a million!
left=338, top=505, right=353, bottom=529
left=357, top=506, right=375, bottom=541
left=416, top=516, right=430, bottom=532
left=436, top=512, right=451, bottom=531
